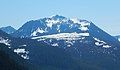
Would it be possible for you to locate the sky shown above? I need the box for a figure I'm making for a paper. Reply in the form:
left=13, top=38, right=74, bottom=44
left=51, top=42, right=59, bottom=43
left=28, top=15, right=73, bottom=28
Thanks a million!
left=0, top=0, right=120, bottom=35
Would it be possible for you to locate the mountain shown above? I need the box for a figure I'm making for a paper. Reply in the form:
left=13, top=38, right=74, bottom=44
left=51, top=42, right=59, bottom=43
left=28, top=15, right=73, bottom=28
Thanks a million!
left=0, top=30, right=103, bottom=70
left=12, top=15, right=120, bottom=48
left=4, top=15, right=120, bottom=70
left=0, top=26, right=16, bottom=34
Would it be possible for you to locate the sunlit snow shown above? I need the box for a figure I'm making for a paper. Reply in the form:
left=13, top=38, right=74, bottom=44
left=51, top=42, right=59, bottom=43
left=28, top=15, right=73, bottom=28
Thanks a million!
left=0, top=37, right=11, bottom=46
left=70, top=18, right=90, bottom=31
left=31, top=28, right=46, bottom=36
left=103, top=45, right=111, bottom=48
left=19, top=44, right=27, bottom=47
left=46, top=19, right=60, bottom=28
left=70, top=18, right=80, bottom=24
left=118, top=38, right=120, bottom=41
left=94, top=37, right=111, bottom=48
left=80, top=27, right=89, bottom=31
left=14, top=48, right=29, bottom=59
left=32, top=32, right=89, bottom=40
left=51, top=43, right=59, bottom=47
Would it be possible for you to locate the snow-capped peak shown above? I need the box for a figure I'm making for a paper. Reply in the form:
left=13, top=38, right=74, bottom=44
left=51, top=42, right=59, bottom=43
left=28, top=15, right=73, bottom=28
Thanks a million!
left=13, top=15, right=120, bottom=49
left=46, top=19, right=61, bottom=28
left=13, top=15, right=93, bottom=38
left=70, top=18, right=90, bottom=31
left=45, top=15, right=67, bottom=28
left=71, top=18, right=90, bottom=25
left=70, top=18, right=81, bottom=24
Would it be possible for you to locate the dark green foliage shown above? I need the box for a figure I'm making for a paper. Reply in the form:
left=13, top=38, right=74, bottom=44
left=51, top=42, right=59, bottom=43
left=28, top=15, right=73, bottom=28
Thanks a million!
left=0, top=43, right=28, bottom=70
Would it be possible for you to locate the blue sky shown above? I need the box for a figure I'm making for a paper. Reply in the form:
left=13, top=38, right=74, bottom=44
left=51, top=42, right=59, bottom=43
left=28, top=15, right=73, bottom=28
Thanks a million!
left=0, top=0, right=120, bottom=35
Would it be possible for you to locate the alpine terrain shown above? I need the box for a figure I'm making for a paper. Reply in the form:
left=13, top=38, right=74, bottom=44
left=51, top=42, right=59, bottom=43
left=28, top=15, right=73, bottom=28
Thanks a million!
left=0, top=15, right=120, bottom=70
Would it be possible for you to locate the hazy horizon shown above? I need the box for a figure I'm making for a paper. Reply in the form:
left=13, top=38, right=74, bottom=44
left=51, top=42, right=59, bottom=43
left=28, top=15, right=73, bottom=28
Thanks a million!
left=0, top=0, right=120, bottom=35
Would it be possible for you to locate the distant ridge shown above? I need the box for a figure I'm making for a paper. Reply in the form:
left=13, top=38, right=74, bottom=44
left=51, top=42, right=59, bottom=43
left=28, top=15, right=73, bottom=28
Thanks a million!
left=0, top=26, right=16, bottom=34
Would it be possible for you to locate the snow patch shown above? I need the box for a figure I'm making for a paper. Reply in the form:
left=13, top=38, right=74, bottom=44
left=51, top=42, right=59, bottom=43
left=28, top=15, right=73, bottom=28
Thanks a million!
left=37, top=38, right=46, bottom=41
left=66, top=40, right=74, bottom=45
left=80, top=22, right=90, bottom=31
left=8, top=47, right=11, bottom=49
left=14, top=48, right=29, bottom=59
left=103, top=45, right=111, bottom=48
left=19, top=44, right=27, bottom=47
left=21, top=55, right=29, bottom=59
left=70, top=18, right=80, bottom=24
left=46, top=19, right=60, bottom=28
left=70, top=18, right=90, bottom=31
left=32, top=32, right=89, bottom=41
left=31, top=28, right=46, bottom=36
left=80, top=22, right=90, bottom=27
left=94, top=37, right=111, bottom=48
left=80, top=27, right=89, bottom=31
left=0, top=37, right=11, bottom=46
left=57, top=25, right=61, bottom=32
left=51, top=43, right=59, bottom=47
left=14, top=48, right=27, bottom=54
left=67, top=45, right=71, bottom=47
left=118, top=38, right=120, bottom=41
left=95, top=42, right=103, bottom=46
